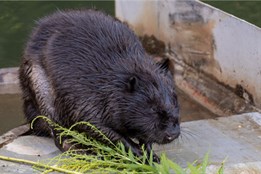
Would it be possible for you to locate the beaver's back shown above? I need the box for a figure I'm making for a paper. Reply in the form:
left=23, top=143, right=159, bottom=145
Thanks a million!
left=26, top=9, right=145, bottom=72
left=22, top=9, right=157, bottom=126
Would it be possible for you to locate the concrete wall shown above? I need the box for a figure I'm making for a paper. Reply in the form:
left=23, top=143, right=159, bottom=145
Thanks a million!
left=116, top=0, right=261, bottom=111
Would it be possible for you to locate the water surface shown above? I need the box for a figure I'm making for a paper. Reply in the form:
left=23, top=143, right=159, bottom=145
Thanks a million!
left=0, top=94, right=24, bottom=134
left=0, top=1, right=114, bottom=68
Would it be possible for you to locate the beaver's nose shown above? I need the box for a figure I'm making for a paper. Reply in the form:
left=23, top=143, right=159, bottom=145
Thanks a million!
left=165, top=124, right=180, bottom=143
left=166, top=135, right=175, bottom=142
left=166, top=131, right=180, bottom=142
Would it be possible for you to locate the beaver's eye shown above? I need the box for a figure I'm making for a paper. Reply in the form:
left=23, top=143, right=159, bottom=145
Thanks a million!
left=127, top=76, right=137, bottom=93
left=151, top=107, right=157, bottom=113
left=157, top=110, right=168, bottom=119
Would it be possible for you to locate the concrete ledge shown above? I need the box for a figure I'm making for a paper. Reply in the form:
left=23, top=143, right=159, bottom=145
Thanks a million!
left=0, top=68, right=19, bottom=85
left=154, top=112, right=261, bottom=173
left=0, top=68, right=20, bottom=94
left=0, top=112, right=261, bottom=173
left=0, top=124, right=29, bottom=148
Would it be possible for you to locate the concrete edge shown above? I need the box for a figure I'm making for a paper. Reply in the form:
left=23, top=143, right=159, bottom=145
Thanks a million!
left=0, top=67, right=20, bottom=94
left=0, top=67, right=19, bottom=85
left=0, top=124, right=30, bottom=148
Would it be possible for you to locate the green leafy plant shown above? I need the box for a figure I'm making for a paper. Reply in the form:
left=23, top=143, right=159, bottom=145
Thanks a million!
left=0, top=116, right=225, bottom=174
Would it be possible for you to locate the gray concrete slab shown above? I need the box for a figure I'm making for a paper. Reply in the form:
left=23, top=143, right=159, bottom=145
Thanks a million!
left=0, top=112, right=260, bottom=173
left=0, top=136, right=60, bottom=174
left=0, top=160, right=38, bottom=174
left=155, top=112, right=261, bottom=173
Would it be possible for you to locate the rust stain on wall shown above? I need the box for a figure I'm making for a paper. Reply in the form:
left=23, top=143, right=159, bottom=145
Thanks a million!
left=169, top=12, right=221, bottom=74
left=139, top=35, right=165, bottom=56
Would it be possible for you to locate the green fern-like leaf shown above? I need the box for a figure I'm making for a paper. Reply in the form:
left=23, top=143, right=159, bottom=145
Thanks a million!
left=28, top=116, right=226, bottom=174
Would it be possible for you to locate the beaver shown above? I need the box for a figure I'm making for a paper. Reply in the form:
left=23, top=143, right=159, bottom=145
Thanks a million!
left=19, top=9, right=180, bottom=161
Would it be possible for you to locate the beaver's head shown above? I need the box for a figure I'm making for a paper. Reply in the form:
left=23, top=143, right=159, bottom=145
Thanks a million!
left=106, top=58, right=180, bottom=145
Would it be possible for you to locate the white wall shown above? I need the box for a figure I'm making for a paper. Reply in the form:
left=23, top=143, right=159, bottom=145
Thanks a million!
left=116, top=0, right=261, bottom=109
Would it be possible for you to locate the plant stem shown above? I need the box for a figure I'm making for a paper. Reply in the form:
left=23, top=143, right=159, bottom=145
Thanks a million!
left=0, top=155, right=81, bottom=174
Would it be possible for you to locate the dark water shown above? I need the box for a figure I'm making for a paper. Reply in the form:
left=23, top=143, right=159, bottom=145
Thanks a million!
left=203, top=1, right=261, bottom=28
left=0, top=94, right=24, bottom=134
left=0, top=89, right=216, bottom=135
left=0, top=1, right=114, bottom=68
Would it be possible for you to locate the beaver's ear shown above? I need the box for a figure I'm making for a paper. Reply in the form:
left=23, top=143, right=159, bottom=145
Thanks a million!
left=157, top=58, right=174, bottom=76
left=127, top=76, right=137, bottom=93
left=158, top=58, right=170, bottom=71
